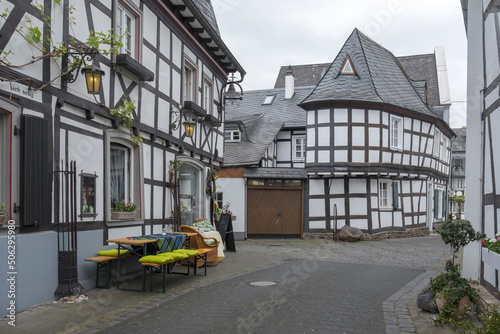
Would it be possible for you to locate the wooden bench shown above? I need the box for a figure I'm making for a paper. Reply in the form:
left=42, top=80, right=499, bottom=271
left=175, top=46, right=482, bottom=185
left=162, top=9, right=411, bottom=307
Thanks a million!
left=140, top=249, right=213, bottom=293
left=85, top=255, right=130, bottom=288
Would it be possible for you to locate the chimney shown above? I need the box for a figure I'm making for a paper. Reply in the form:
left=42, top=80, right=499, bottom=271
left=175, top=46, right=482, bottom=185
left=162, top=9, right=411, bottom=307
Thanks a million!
left=285, top=65, right=294, bottom=99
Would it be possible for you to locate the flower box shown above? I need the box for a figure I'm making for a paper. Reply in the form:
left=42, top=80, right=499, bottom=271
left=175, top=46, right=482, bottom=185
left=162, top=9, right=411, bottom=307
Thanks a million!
left=482, top=248, right=500, bottom=289
left=0, top=213, right=6, bottom=226
left=111, top=211, right=136, bottom=220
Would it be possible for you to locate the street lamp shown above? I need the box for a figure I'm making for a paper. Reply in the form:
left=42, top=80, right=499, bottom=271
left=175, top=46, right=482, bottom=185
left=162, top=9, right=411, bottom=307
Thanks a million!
left=82, top=64, right=105, bottom=95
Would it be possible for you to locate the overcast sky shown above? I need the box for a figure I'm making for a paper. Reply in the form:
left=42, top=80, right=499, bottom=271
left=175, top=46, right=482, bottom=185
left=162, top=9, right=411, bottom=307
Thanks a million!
left=212, top=0, right=468, bottom=128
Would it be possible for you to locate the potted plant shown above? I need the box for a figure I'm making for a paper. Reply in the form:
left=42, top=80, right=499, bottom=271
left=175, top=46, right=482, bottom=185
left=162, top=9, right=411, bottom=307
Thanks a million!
left=430, top=219, right=484, bottom=323
left=430, top=260, right=479, bottom=321
left=111, top=200, right=138, bottom=220
left=0, top=203, right=7, bottom=226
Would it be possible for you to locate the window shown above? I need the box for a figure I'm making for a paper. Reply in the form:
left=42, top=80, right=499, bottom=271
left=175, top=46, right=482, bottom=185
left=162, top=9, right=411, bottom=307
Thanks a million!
left=0, top=100, right=20, bottom=224
left=105, top=130, right=143, bottom=221
left=340, top=56, right=356, bottom=75
left=203, top=78, right=213, bottom=113
left=390, top=115, right=403, bottom=150
left=215, top=192, right=223, bottom=210
left=433, top=128, right=441, bottom=157
left=434, top=189, right=445, bottom=219
left=378, top=180, right=399, bottom=210
left=225, top=129, right=240, bottom=142
left=110, top=143, right=130, bottom=208
left=292, top=136, right=306, bottom=161
left=81, top=173, right=97, bottom=218
left=452, top=158, right=464, bottom=170
left=116, top=1, right=141, bottom=60
left=183, top=59, right=197, bottom=103
left=179, top=164, right=201, bottom=226
left=262, top=95, right=275, bottom=105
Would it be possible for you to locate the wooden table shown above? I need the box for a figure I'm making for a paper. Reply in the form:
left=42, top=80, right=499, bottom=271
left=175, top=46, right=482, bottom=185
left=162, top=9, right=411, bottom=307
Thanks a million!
left=106, top=237, right=157, bottom=291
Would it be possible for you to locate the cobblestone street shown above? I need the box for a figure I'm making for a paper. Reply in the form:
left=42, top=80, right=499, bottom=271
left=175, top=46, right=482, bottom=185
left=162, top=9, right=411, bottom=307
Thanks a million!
left=1, top=235, right=454, bottom=334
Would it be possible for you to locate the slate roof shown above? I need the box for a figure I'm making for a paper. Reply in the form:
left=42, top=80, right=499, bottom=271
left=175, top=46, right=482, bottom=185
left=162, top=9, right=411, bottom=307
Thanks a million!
left=191, top=0, right=220, bottom=36
left=223, top=86, right=312, bottom=166
left=243, top=167, right=308, bottom=179
left=300, top=29, right=436, bottom=117
left=397, top=54, right=441, bottom=107
left=452, top=128, right=466, bottom=152
left=274, top=63, right=330, bottom=88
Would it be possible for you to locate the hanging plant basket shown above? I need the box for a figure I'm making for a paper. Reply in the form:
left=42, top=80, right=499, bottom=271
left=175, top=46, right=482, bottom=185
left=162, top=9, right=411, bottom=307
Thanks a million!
left=111, top=211, right=136, bottom=220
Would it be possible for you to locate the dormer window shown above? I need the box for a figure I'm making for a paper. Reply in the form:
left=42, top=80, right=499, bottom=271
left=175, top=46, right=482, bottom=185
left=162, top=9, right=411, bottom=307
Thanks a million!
left=262, top=95, right=275, bottom=105
left=225, top=129, right=241, bottom=142
left=340, top=56, right=355, bottom=75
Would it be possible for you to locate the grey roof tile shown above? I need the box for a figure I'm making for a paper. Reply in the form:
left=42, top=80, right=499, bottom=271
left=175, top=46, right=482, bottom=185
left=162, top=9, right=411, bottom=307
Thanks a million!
left=274, top=63, right=330, bottom=88
left=300, top=29, right=436, bottom=117
left=243, top=167, right=307, bottom=179
left=451, top=128, right=466, bottom=152
left=397, top=53, right=441, bottom=107
left=191, top=0, right=220, bottom=36
left=223, top=87, right=312, bottom=166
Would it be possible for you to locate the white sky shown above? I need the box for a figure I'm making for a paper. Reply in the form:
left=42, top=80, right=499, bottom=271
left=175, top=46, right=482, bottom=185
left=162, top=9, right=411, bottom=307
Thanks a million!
left=213, top=0, right=468, bottom=128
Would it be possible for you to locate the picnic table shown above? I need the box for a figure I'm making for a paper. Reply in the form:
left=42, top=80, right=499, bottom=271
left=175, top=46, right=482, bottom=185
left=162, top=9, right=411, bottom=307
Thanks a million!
left=107, top=233, right=187, bottom=291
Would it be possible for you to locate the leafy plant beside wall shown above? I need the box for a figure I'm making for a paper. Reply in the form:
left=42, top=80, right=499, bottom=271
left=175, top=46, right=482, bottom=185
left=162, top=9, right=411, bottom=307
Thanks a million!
left=169, top=159, right=186, bottom=232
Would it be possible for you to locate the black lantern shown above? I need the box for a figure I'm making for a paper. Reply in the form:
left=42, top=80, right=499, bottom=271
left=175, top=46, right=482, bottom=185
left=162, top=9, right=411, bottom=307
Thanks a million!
left=183, top=120, right=195, bottom=138
left=82, top=64, right=105, bottom=95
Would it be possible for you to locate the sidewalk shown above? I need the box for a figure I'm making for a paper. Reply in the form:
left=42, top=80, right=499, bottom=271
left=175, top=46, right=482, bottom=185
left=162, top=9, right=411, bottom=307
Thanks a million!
left=0, top=238, right=496, bottom=333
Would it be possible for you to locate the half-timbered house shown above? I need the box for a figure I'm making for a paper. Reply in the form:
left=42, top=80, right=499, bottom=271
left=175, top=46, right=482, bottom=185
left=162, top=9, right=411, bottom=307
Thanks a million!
left=0, top=0, right=244, bottom=315
left=461, top=0, right=500, bottom=299
left=219, top=29, right=453, bottom=240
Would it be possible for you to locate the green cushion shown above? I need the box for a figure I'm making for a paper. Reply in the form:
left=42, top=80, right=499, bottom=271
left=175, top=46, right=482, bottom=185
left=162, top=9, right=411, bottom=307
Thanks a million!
left=97, top=249, right=129, bottom=256
left=172, top=249, right=200, bottom=256
left=138, top=255, right=173, bottom=263
left=205, top=239, right=216, bottom=246
left=158, top=252, right=189, bottom=260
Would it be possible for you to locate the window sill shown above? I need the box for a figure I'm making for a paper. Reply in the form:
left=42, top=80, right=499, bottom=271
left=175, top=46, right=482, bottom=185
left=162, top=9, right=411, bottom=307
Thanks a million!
left=106, top=219, right=145, bottom=227
left=390, top=147, right=403, bottom=152
left=204, top=114, right=221, bottom=127
left=115, top=54, right=154, bottom=82
left=183, top=101, right=221, bottom=126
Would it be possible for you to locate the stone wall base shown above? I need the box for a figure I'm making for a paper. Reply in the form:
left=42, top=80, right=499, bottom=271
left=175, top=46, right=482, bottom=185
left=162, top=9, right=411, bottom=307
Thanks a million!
left=303, top=227, right=430, bottom=241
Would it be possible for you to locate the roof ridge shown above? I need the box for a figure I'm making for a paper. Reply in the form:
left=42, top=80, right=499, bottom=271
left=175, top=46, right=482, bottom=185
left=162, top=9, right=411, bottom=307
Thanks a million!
left=354, top=29, right=381, bottom=104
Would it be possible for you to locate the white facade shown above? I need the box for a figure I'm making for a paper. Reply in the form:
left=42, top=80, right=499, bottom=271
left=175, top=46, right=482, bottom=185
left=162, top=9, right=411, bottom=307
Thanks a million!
left=0, top=0, right=243, bottom=316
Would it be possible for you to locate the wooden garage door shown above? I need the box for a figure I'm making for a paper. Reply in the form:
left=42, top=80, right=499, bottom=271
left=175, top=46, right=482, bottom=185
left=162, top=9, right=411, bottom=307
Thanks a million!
left=247, top=188, right=302, bottom=237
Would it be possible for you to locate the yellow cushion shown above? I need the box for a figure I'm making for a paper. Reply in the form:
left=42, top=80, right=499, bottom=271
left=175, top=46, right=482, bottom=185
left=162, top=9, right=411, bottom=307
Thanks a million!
left=138, top=255, right=173, bottom=263
left=97, top=249, right=129, bottom=256
left=172, top=249, right=199, bottom=256
left=159, top=252, right=189, bottom=260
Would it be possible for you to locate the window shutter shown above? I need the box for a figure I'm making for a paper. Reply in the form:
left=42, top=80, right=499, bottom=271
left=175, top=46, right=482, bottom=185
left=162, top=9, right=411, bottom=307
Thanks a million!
left=20, top=115, right=51, bottom=227
left=434, top=189, right=439, bottom=219
left=392, top=181, right=399, bottom=209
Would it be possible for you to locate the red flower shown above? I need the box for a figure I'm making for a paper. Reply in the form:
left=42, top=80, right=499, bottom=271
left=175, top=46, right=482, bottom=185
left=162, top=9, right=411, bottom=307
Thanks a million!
left=481, top=239, right=486, bottom=246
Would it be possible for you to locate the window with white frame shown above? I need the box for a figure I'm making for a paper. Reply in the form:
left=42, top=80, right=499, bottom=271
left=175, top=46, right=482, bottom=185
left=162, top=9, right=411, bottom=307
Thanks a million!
left=110, top=143, right=130, bottom=208
left=225, top=129, right=240, bottom=142
left=390, top=115, right=403, bottom=150
left=183, top=59, right=197, bottom=103
left=106, top=132, right=143, bottom=220
left=378, top=180, right=399, bottom=210
left=203, top=78, right=213, bottom=113
left=292, top=136, right=306, bottom=161
left=116, top=0, right=141, bottom=60
left=433, top=128, right=441, bottom=157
